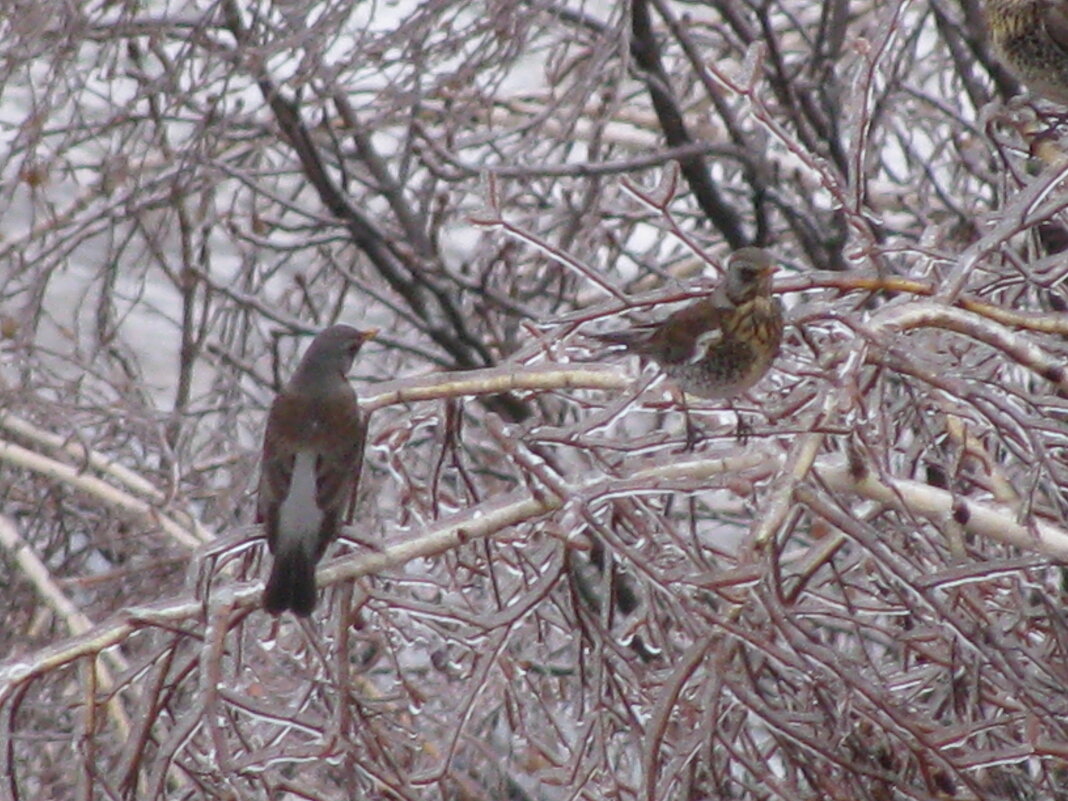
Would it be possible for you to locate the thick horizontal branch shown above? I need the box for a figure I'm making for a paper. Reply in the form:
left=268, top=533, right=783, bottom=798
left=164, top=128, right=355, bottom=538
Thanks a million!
left=871, top=302, right=1067, bottom=389
left=818, top=456, right=1068, bottom=559
left=361, top=363, right=629, bottom=412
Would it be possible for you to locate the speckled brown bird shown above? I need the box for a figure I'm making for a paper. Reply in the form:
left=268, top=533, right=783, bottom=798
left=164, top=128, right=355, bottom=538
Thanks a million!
left=257, top=325, right=376, bottom=617
left=984, top=0, right=1068, bottom=105
left=593, top=247, right=783, bottom=400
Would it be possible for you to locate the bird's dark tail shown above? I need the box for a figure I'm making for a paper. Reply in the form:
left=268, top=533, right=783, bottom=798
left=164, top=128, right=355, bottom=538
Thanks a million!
left=592, top=329, right=659, bottom=361
left=264, top=547, right=317, bottom=617
left=592, top=330, right=642, bottom=347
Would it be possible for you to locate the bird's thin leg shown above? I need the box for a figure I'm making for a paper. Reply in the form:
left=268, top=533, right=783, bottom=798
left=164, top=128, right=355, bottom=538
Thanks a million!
left=732, top=403, right=752, bottom=446
left=734, top=389, right=773, bottom=444
left=671, top=388, right=703, bottom=452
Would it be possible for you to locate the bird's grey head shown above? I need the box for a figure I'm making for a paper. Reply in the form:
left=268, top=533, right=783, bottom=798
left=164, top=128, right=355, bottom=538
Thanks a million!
left=723, top=247, right=776, bottom=305
left=290, top=324, right=377, bottom=390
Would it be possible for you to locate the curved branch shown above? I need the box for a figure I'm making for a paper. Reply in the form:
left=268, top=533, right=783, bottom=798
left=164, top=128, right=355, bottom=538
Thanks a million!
left=871, top=301, right=1068, bottom=388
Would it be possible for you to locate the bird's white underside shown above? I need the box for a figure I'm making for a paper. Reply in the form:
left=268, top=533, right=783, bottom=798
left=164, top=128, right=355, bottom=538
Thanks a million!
left=277, top=450, right=323, bottom=556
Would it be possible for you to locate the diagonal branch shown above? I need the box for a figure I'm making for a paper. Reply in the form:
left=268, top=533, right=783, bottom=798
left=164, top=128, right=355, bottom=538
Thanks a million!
left=219, top=0, right=530, bottom=421
left=630, top=0, right=747, bottom=248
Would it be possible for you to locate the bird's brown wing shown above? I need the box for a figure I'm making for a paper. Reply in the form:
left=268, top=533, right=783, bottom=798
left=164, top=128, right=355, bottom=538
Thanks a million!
left=642, top=297, right=731, bottom=365
left=592, top=325, right=656, bottom=349
left=314, top=400, right=366, bottom=521
left=305, top=394, right=366, bottom=558
left=256, top=396, right=298, bottom=551
left=1044, top=1, right=1068, bottom=55
left=596, top=298, right=731, bottom=362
